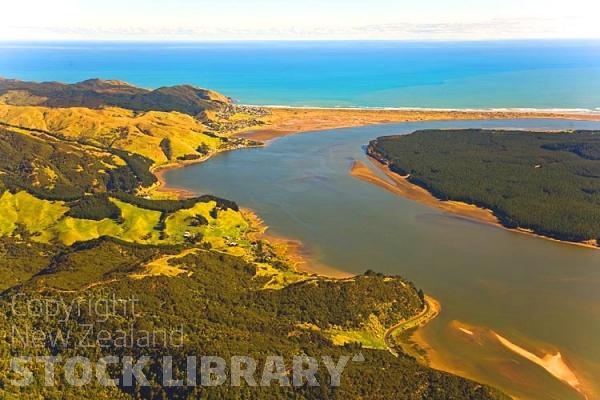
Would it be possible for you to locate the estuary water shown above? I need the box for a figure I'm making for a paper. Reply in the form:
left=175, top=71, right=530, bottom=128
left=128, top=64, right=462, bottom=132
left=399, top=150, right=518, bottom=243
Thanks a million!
left=164, top=119, right=600, bottom=400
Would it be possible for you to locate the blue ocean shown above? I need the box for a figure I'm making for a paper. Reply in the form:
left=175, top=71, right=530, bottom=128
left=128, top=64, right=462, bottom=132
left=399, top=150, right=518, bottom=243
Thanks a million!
left=1, top=40, right=599, bottom=109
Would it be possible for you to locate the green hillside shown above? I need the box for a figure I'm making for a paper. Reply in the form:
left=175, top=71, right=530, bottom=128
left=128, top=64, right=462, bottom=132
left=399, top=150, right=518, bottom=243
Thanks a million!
left=0, top=238, right=507, bottom=400
left=0, top=81, right=508, bottom=399
left=0, top=78, right=230, bottom=117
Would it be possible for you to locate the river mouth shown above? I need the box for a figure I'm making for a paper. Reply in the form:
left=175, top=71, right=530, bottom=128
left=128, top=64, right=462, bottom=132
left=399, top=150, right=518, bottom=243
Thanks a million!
left=164, top=119, right=600, bottom=400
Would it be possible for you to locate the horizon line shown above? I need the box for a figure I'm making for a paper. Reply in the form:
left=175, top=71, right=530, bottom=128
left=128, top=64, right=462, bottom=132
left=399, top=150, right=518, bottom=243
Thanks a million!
left=2, top=37, right=600, bottom=44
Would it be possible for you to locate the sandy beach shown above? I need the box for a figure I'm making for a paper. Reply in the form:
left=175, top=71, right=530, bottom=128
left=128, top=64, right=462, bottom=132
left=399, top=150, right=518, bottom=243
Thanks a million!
left=493, top=332, right=587, bottom=398
left=409, top=320, right=594, bottom=400
left=238, top=107, right=600, bottom=142
left=350, top=157, right=600, bottom=250
left=350, top=158, right=501, bottom=225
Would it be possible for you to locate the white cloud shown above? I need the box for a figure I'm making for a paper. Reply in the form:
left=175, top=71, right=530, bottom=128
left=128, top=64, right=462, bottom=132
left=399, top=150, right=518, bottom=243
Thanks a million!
left=1, top=0, right=599, bottom=41
left=3, top=16, right=599, bottom=41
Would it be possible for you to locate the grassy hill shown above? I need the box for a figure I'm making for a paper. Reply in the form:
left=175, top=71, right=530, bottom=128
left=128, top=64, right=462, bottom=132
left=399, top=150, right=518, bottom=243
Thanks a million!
left=369, top=129, right=600, bottom=244
left=0, top=78, right=230, bottom=117
left=0, top=80, right=508, bottom=399
left=0, top=104, right=239, bottom=165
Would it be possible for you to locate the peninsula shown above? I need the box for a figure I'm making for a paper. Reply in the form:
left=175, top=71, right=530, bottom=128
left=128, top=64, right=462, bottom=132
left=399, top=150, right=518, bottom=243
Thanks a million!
left=365, top=129, right=600, bottom=248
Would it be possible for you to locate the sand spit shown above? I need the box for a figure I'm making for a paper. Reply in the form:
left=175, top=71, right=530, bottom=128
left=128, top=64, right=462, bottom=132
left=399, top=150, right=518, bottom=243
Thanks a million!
left=350, top=158, right=600, bottom=250
left=493, top=332, right=587, bottom=399
left=238, top=107, right=600, bottom=142
left=349, top=158, right=500, bottom=226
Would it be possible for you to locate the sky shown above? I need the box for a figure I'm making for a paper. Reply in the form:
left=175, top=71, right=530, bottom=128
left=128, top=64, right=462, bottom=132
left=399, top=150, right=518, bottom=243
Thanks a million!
left=1, top=0, right=600, bottom=41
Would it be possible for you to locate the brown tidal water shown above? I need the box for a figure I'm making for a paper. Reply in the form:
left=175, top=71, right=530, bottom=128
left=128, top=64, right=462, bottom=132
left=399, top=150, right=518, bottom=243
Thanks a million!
left=164, top=119, right=600, bottom=399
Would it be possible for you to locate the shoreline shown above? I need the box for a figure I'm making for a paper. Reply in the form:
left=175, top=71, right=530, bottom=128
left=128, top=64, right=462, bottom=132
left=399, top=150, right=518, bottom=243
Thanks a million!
left=237, top=106, right=600, bottom=142
left=241, top=208, right=354, bottom=280
left=350, top=158, right=500, bottom=226
left=151, top=163, right=201, bottom=199
left=384, top=295, right=441, bottom=357
left=148, top=153, right=354, bottom=280
left=350, top=157, right=600, bottom=251
left=244, top=104, right=600, bottom=114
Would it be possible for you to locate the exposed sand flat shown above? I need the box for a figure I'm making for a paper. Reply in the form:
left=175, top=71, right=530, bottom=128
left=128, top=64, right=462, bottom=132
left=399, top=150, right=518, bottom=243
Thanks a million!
left=350, top=157, right=600, bottom=250
left=238, top=107, right=600, bottom=142
left=458, top=327, right=475, bottom=336
left=349, top=158, right=500, bottom=226
left=493, top=332, right=587, bottom=399
left=450, top=320, right=479, bottom=339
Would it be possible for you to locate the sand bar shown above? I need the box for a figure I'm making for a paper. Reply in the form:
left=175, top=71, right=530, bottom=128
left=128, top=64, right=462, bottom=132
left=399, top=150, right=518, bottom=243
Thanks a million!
left=238, top=107, right=600, bottom=142
left=350, top=157, right=600, bottom=250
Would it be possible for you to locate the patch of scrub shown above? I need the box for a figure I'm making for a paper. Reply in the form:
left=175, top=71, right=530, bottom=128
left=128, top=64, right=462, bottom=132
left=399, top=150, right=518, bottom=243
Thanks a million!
left=327, top=314, right=387, bottom=350
left=129, top=249, right=197, bottom=280
left=254, top=262, right=308, bottom=290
